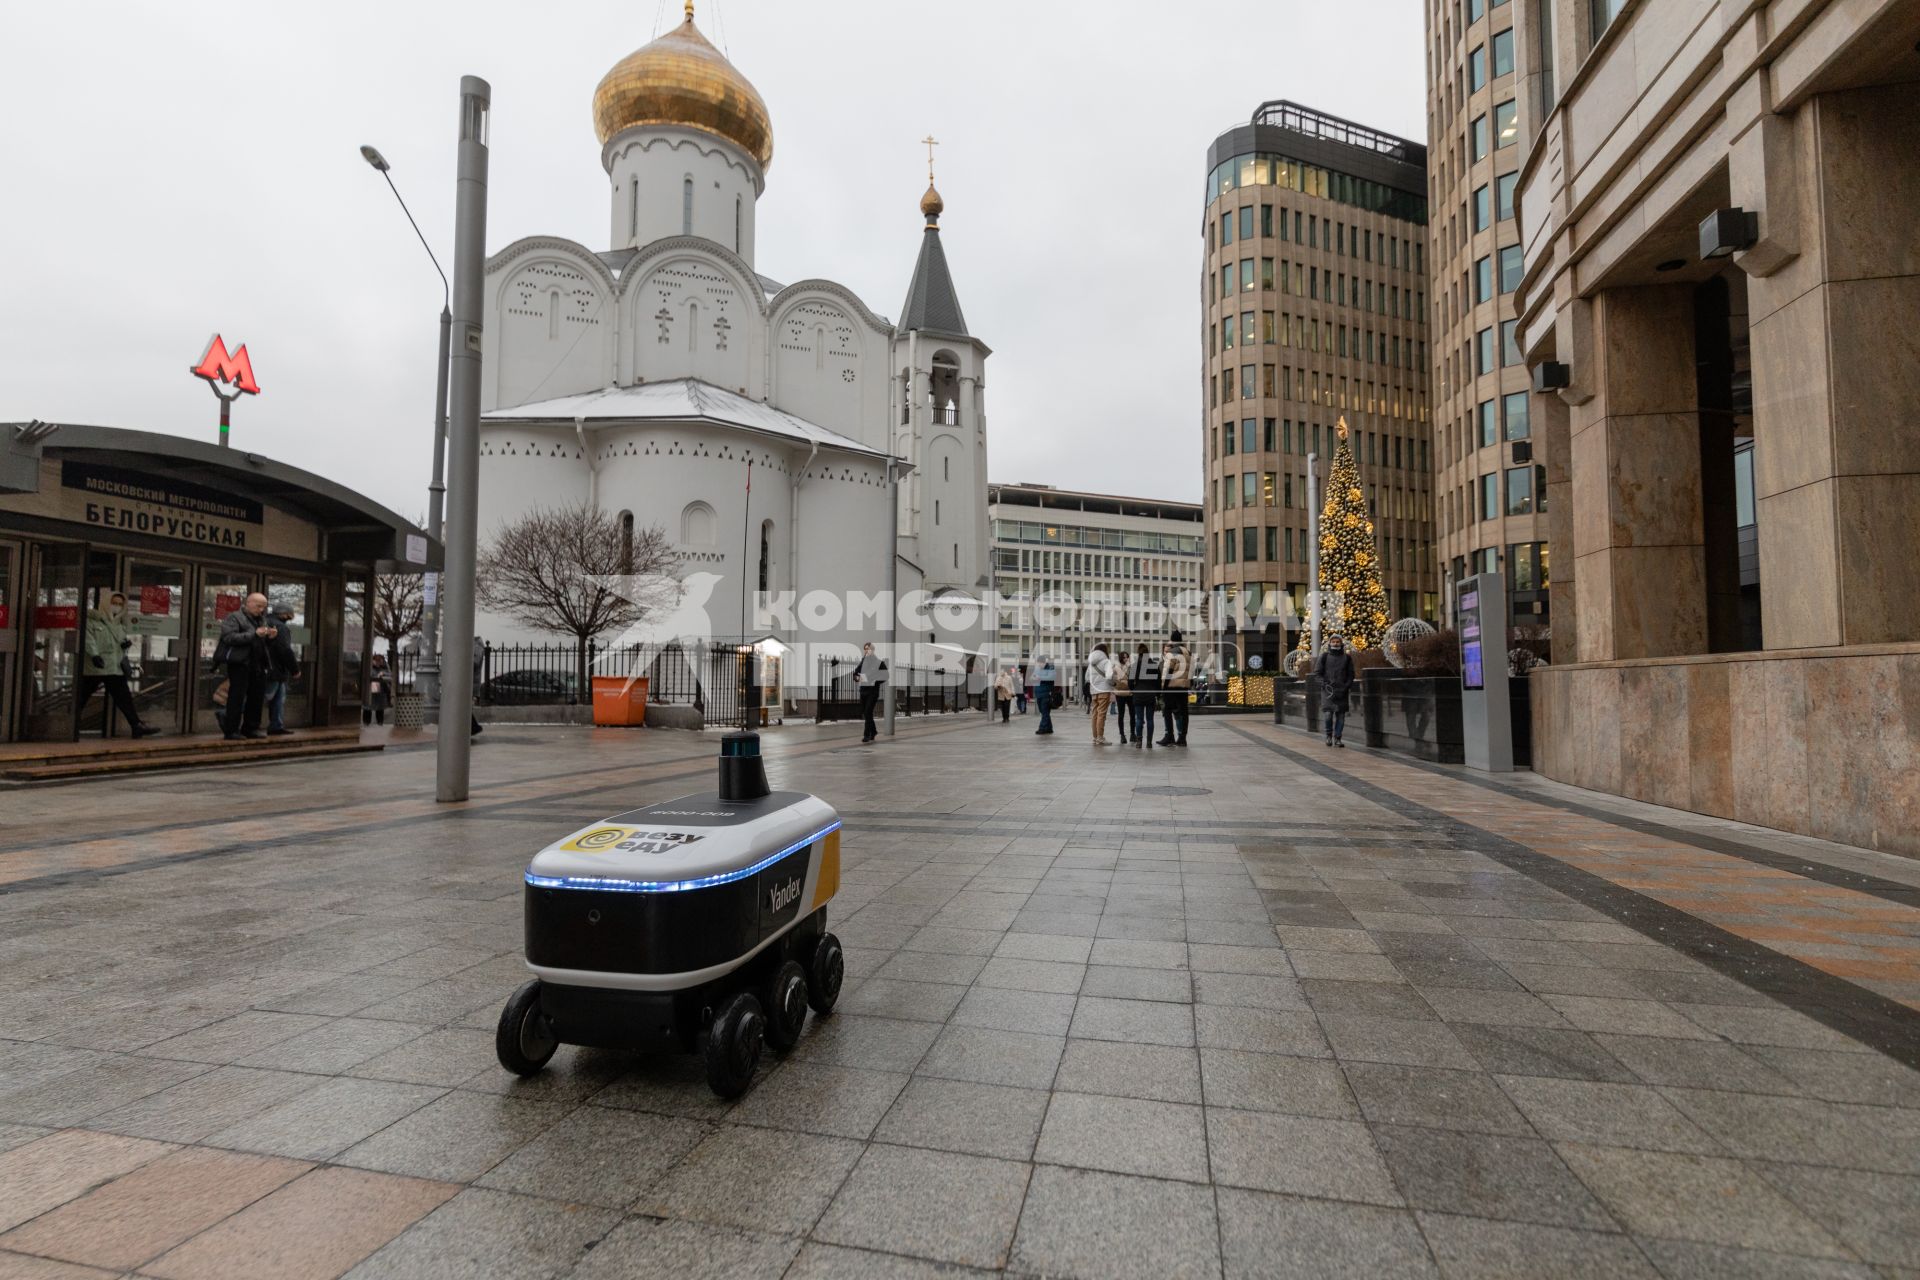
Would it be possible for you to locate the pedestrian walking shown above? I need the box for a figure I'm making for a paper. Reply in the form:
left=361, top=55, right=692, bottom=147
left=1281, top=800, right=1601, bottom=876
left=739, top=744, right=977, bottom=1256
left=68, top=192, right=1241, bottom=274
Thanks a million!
left=1018, top=665, right=1030, bottom=714
left=264, top=608, right=298, bottom=735
left=216, top=592, right=277, bottom=740
left=1112, top=645, right=1133, bottom=745
left=1130, top=641, right=1159, bottom=749
left=79, top=591, right=151, bottom=738
left=1314, top=635, right=1357, bottom=748
left=1158, top=629, right=1191, bottom=746
left=853, top=642, right=887, bottom=742
left=1034, top=654, right=1056, bottom=736
left=471, top=635, right=486, bottom=738
left=1086, top=643, right=1115, bottom=744
left=361, top=652, right=394, bottom=728
left=993, top=664, right=1016, bottom=723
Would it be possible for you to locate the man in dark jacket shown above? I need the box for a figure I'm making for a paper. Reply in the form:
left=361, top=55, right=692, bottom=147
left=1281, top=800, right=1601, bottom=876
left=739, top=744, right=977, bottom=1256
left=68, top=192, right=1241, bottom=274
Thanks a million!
left=1314, top=636, right=1357, bottom=748
left=1034, top=654, right=1056, bottom=736
left=218, top=593, right=277, bottom=740
left=853, top=642, right=887, bottom=743
left=1158, top=630, right=1192, bottom=746
left=263, top=607, right=298, bottom=735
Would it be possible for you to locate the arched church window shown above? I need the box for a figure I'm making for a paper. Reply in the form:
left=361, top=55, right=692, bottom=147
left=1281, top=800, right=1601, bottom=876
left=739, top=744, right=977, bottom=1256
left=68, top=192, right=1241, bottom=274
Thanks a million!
left=682, top=177, right=693, bottom=235
left=935, top=499, right=941, bottom=526
left=618, top=510, right=634, bottom=574
left=630, top=178, right=639, bottom=238
left=758, top=518, right=773, bottom=593
left=734, top=196, right=742, bottom=253
left=681, top=500, right=716, bottom=546
left=943, top=456, right=950, bottom=482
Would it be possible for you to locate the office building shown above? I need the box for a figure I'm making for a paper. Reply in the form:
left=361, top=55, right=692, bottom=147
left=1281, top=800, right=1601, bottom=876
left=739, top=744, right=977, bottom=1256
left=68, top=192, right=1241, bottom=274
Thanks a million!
left=1201, top=101, right=1437, bottom=670
left=987, top=484, right=1204, bottom=667
left=1425, top=0, right=1547, bottom=634
left=1505, top=0, right=1920, bottom=854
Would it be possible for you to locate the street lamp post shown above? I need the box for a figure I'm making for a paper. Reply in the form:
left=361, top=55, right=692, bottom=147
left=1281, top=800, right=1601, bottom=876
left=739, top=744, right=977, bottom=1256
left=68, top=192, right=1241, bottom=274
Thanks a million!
left=436, top=76, right=491, bottom=804
left=885, top=459, right=900, bottom=738
left=1307, top=451, right=1322, bottom=659
left=360, top=143, right=451, bottom=717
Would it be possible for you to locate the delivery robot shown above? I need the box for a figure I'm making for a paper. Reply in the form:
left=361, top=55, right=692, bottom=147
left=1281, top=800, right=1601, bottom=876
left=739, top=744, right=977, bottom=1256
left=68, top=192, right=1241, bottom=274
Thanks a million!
left=495, top=730, right=845, bottom=1098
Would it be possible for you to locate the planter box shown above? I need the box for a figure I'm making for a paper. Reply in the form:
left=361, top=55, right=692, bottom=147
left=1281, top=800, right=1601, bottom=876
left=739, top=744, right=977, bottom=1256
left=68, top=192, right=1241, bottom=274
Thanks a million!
left=1358, top=669, right=1533, bottom=767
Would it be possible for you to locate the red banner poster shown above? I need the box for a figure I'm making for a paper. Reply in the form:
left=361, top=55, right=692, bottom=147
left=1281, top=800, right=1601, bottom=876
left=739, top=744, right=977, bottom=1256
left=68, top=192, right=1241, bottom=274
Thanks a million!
left=140, top=584, right=173, bottom=615
left=0, top=604, right=9, bottom=628
left=34, top=605, right=78, bottom=630
left=215, top=592, right=244, bottom=616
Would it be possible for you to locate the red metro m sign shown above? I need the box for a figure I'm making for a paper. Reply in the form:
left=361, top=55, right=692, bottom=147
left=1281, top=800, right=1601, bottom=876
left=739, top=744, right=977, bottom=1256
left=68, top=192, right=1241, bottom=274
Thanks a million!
left=190, top=334, right=261, bottom=447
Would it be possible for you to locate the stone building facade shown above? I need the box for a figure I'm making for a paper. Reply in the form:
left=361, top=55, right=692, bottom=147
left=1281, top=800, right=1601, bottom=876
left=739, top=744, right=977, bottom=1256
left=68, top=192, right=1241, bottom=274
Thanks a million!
left=1507, top=0, right=1920, bottom=853
left=1201, top=102, right=1439, bottom=670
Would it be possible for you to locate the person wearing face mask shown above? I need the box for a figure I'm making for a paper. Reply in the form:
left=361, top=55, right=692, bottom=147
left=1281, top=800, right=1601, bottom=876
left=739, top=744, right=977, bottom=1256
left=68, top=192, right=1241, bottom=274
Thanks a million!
left=81, top=590, right=151, bottom=738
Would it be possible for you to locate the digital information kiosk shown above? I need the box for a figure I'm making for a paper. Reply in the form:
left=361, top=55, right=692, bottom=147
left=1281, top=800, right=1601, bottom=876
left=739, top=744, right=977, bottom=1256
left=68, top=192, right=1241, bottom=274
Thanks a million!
left=1458, top=573, right=1513, bottom=773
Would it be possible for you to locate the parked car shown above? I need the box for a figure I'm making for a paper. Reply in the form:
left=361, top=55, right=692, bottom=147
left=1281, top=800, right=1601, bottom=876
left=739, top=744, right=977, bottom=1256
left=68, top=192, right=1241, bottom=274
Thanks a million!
left=481, top=669, right=580, bottom=705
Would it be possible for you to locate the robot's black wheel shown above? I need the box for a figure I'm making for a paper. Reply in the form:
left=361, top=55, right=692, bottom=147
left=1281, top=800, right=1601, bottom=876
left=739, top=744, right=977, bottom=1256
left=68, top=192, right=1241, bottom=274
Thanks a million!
left=495, top=980, right=558, bottom=1076
left=764, top=960, right=808, bottom=1052
left=704, top=992, right=765, bottom=1098
left=807, top=932, right=845, bottom=1015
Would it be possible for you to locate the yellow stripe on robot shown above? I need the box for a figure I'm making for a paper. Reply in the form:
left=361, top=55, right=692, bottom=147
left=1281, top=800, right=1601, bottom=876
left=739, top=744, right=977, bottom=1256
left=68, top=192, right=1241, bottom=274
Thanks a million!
left=810, top=829, right=840, bottom=911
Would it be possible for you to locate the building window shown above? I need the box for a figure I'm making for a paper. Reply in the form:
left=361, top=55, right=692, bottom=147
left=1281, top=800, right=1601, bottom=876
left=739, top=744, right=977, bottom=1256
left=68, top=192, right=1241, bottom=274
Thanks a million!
left=1221, top=212, right=1233, bottom=245
left=1492, top=27, right=1514, bottom=76
left=1223, top=314, right=1236, bottom=350
left=619, top=510, right=635, bottom=573
left=1478, top=399, right=1498, bottom=447
left=1242, top=419, right=1258, bottom=452
left=1264, top=419, right=1277, bottom=450
left=682, top=177, right=693, bottom=235
left=1735, top=447, right=1756, bottom=527
left=734, top=196, right=742, bottom=252
left=1591, top=0, right=1625, bottom=42
left=1495, top=172, right=1518, bottom=221
left=1262, top=311, right=1276, bottom=343
left=1265, top=526, right=1278, bottom=560
left=1495, top=100, right=1519, bottom=148
left=1500, top=319, right=1521, bottom=365
left=1468, top=0, right=1485, bottom=19
left=1261, top=204, right=1273, bottom=236
left=1503, top=391, right=1530, bottom=439
left=1506, top=466, right=1534, bottom=514
left=1498, top=245, right=1523, bottom=293
left=1242, top=365, right=1256, bottom=399
left=1241, top=526, right=1257, bottom=561
left=1239, top=206, right=1254, bottom=240
left=1222, top=265, right=1232, bottom=297
left=1263, top=472, right=1276, bottom=506
left=1473, top=184, right=1490, bottom=231
left=629, top=178, right=639, bottom=238
left=1241, top=259, right=1256, bottom=291
left=1224, top=422, right=1235, bottom=456
left=1475, top=256, right=1493, bottom=302
left=1480, top=474, right=1499, bottom=521
left=1469, top=44, right=1488, bottom=90
left=757, top=518, right=771, bottom=591
left=1471, top=115, right=1489, bottom=162
left=1477, top=327, right=1495, bottom=374
left=1262, top=258, right=1275, bottom=289
left=1224, top=531, right=1236, bottom=563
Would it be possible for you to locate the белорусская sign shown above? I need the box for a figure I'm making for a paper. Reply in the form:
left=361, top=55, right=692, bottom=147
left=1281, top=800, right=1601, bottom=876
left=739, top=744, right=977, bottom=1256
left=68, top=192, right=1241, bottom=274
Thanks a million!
left=60, top=460, right=263, bottom=549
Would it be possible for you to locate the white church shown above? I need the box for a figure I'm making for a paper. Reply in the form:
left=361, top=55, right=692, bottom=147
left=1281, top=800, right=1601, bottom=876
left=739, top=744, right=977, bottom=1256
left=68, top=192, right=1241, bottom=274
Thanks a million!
left=476, top=3, right=991, bottom=678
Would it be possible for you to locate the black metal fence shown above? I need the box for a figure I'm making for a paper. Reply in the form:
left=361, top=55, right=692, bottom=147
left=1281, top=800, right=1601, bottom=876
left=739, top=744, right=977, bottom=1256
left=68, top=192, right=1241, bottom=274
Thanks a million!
left=394, top=639, right=753, bottom=723
left=815, top=657, right=986, bottom=720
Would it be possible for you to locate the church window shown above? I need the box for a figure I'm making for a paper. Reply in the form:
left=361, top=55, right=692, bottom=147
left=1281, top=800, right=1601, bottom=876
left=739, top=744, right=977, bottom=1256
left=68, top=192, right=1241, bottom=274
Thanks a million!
left=943, top=456, right=950, bottom=481
left=734, top=196, right=742, bottom=252
left=935, top=500, right=941, bottom=525
left=682, top=177, right=693, bottom=235
left=618, top=511, right=634, bottom=573
left=681, top=501, right=716, bottom=546
left=758, top=519, right=773, bottom=592
left=629, top=179, right=638, bottom=238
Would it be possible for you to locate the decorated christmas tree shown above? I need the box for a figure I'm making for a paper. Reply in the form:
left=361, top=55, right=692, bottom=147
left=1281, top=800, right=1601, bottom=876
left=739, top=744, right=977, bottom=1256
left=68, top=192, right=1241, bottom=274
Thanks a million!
left=1301, top=416, right=1389, bottom=653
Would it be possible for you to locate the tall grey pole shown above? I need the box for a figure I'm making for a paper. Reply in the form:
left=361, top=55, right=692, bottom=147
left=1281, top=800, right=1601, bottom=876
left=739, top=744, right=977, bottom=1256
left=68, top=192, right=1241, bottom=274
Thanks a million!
left=884, top=460, right=898, bottom=738
left=437, top=75, right=490, bottom=803
left=419, top=305, right=450, bottom=715
left=1306, top=452, right=1322, bottom=659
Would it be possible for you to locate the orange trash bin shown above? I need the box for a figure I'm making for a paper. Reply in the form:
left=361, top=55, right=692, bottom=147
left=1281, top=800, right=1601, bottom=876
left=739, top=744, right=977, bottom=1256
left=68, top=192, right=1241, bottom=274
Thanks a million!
left=590, top=676, right=649, bottom=727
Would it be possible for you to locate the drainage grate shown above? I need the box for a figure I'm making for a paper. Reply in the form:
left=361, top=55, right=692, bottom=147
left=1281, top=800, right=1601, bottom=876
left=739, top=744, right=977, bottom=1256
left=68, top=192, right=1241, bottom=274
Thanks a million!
left=1133, top=786, right=1213, bottom=796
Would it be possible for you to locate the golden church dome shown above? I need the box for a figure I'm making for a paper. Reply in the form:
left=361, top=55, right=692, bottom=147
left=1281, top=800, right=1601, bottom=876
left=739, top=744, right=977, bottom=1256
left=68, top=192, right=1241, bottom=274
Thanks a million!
left=920, top=182, right=945, bottom=222
left=591, top=4, right=774, bottom=170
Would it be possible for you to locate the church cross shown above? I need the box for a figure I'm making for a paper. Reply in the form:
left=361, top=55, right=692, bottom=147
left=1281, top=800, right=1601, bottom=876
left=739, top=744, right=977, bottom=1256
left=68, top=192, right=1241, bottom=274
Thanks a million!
left=922, top=134, right=939, bottom=182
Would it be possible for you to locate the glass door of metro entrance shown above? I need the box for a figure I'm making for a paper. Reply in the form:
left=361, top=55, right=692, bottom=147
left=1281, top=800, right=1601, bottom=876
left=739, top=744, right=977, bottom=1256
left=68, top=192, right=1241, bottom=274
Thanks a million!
left=193, top=569, right=256, bottom=734
left=125, top=560, right=189, bottom=735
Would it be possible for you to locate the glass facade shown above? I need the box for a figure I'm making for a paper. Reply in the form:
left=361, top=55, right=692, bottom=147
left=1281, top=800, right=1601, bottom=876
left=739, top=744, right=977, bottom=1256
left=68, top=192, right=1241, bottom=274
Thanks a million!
left=1206, top=151, right=1428, bottom=224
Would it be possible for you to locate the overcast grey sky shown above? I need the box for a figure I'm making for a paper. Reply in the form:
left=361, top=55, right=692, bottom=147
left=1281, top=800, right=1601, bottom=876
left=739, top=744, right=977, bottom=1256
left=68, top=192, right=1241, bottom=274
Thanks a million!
left=0, top=0, right=1426, bottom=517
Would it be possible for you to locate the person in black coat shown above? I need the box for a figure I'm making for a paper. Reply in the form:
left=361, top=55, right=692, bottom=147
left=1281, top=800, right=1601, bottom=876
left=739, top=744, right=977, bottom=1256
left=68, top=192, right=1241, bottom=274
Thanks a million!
left=217, top=593, right=277, bottom=740
left=1313, top=636, right=1357, bottom=748
left=264, top=608, right=299, bottom=735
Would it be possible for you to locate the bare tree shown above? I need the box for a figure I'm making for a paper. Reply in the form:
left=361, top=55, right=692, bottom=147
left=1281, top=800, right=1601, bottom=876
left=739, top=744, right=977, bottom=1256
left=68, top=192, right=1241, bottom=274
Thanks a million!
left=477, top=504, right=681, bottom=693
left=372, top=573, right=424, bottom=666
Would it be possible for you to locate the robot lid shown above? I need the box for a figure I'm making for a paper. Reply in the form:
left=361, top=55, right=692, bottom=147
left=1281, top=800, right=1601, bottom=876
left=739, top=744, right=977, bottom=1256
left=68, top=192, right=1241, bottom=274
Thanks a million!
left=527, top=789, right=840, bottom=891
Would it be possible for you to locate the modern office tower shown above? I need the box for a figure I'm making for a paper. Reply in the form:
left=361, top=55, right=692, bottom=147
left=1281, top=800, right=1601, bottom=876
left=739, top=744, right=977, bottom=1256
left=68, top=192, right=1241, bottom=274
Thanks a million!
left=1425, top=0, right=1546, bottom=636
left=987, top=484, right=1205, bottom=668
left=1500, top=0, right=1920, bottom=853
left=1201, top=102, right=1436, bottom=671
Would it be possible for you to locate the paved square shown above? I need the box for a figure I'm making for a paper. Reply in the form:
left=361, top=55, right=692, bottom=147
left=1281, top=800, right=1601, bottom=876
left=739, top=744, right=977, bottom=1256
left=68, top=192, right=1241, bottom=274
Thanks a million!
left=3, top=713, right=1920, bottom=1276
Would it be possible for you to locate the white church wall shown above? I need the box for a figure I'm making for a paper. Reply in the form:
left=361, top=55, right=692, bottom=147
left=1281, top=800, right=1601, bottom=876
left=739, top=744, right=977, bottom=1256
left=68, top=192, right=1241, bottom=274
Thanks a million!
left=791, top=453, right=894, bottom=659
left=482, top=242, right=617, bottom=412
left=767, top=286, right=893, bottom=454
left=606, top=129, right=760, bottom=265
left=625, top=250, right=763, bottom=396
left=474, top=425, right=593, bottom=646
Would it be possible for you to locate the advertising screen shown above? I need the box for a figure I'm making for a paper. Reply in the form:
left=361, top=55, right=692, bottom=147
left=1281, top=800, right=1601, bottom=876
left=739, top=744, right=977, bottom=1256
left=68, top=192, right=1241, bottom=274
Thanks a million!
left=1459, top=583, right=1485, bottom=691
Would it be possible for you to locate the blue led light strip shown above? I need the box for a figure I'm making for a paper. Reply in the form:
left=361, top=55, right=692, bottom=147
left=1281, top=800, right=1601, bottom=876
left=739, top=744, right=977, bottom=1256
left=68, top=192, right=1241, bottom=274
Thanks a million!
left=524, top=821, right=842, bottom=894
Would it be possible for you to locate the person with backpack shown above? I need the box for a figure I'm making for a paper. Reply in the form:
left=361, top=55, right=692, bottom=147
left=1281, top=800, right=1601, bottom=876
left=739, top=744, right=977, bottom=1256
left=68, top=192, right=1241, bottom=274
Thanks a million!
left=1158, top=629, right=1192, bottom=746
left=1129, top=641, right=1159, bottom=750
left=1034, top=653, right=1056, bottom=736
left=1086, top=642, right=1116, bottom=745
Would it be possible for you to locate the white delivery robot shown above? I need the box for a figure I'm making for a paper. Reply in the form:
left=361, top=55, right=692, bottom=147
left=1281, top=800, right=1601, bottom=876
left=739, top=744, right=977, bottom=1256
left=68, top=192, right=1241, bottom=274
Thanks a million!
left=496, top=731, right=845, bottom=1097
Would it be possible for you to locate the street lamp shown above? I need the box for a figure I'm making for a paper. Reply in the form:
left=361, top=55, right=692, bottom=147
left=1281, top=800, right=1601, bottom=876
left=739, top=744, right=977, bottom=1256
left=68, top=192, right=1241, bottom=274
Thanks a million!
left=361, top=142, right=452, bottom=717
